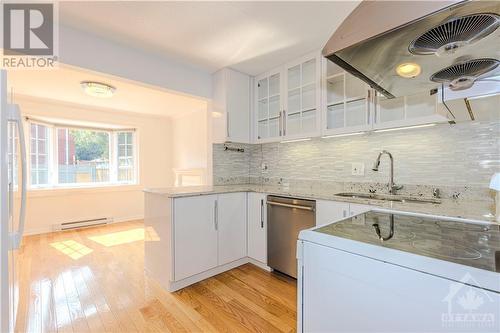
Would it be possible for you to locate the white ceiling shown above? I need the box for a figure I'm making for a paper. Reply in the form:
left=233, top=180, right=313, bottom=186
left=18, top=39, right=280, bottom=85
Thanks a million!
left=8, top=65, right=208, bottom=117
left=59, top=1, right=360, bottom=75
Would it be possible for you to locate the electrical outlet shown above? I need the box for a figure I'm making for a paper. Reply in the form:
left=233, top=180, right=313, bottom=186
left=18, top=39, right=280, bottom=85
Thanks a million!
left=351, top=162, right=365, bottom=176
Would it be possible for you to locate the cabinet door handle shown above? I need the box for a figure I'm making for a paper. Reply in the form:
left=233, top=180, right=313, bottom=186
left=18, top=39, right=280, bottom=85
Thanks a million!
left=214, top=200, right=218, bottom=230
left=279, top=110, right=282, bottom=136
left=282, top=110, right=286, bottom=136
left=260, top=199, right=264, bottom=228
left=226, top=112, right=230, bottom=138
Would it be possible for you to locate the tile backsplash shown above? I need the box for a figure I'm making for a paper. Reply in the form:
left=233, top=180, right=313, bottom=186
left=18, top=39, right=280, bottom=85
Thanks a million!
left=213, top=121, right=500, bottom=191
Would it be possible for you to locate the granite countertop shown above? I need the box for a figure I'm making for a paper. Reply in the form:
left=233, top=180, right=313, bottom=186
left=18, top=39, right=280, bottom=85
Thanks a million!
left=143, top=184, right=498, bottom=224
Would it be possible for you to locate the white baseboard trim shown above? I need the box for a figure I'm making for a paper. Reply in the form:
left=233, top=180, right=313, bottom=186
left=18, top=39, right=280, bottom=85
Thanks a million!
left=23, top=215, right=144, bottom=236
left=148, top=257, right=275, bottom=293
left=247, top=257, right=272, bottom=271
left=168, top=258, right=249, bottom=292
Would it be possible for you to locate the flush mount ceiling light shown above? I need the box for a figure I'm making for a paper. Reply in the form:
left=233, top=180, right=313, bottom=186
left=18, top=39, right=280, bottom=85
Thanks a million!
left=396, top=62, right=422, bottom=78
left=80, top=81, right=116, bottom=98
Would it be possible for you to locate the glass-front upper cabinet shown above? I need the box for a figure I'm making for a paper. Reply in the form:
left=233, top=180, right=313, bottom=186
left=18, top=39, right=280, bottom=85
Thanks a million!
left=255, top=68, right=282, bottom=142
left=374, top=90, right=449, bottom=130
left=284, top=53, right=321, bottom=139
left=322, top=58, right=372, bottom=136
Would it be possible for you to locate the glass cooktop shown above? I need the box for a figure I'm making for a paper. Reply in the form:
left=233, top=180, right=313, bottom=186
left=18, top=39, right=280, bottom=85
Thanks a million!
left=315, top=211, right=500, bottom=272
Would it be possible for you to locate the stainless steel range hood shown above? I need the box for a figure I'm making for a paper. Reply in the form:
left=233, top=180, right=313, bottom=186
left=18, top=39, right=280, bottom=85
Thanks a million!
left=323, top=0, right=500, bottom=99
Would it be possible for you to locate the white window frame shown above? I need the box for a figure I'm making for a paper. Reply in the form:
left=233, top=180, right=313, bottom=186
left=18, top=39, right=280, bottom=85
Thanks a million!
left=26, top=118, right=138, bottom=190
left=116, top=131, right=137, bottom=184
left=29, top=122, right=51, bottom=187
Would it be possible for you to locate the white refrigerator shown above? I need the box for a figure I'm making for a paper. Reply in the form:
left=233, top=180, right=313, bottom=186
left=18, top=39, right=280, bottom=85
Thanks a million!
left=0, top=69, right=27, bottom=333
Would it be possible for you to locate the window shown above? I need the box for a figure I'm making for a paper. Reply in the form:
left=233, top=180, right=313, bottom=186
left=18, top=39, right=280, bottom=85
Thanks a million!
left=117, top=132, right=134, bottom=182
left=28, top=120, right=137, bottom=189
left=57, top=128, right=110, bottom=184
left=30, top=123, right=49, bottom=186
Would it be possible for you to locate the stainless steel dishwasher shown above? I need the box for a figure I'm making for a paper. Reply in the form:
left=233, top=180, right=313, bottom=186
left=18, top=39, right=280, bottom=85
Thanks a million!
left=267, top=196, right=316, bottom=278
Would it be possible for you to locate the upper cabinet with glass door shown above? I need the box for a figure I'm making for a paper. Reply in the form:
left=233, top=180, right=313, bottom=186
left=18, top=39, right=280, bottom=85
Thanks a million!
left=374, top=90, right=451, bottom=130
left=255, top=69, right=282, bottom=142
left=283, top=53, right=321, bottom=139
left=322, top=59, right=373, bottom=136
left=254, top=53, right=321, bottom=143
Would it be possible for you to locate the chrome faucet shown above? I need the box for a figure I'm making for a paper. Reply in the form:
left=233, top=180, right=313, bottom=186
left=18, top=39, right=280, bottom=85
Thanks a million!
left=372, top=150, right=403, bottom=195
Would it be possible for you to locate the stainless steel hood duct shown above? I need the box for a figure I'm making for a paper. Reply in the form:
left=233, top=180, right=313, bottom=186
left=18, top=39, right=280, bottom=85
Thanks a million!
left=323, top=0, right=500, bottom=99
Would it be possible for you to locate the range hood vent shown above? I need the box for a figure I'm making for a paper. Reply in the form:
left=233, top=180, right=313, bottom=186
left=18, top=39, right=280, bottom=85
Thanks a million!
left=431, top=58, right=499, bottom=90
left=409, top=13, right=500, bottom=56
left=323, top=0, right=500, bottom=99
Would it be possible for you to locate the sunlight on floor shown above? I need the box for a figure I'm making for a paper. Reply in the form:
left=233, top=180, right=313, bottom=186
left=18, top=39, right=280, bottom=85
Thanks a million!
left=88, top=228, right=144, bottom=247
left=50, top=240, right=93, bottom=260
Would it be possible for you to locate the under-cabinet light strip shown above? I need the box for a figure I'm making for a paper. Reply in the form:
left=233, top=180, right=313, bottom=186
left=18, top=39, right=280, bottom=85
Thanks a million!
left=321, top=132, right=366, bottom=139
left=280, top=138, right=311, bottom=144
left=373, top=123, right=436, bottom=133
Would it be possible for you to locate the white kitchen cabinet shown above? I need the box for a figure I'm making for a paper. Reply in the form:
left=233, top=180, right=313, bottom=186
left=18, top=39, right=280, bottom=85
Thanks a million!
left=283, top=53, right=322, bottom=139
left=316, top=200, right=373, bottom=226
left=212, top=68, right=251, bottom=143
left=247, top=192, right=267, bottom=264
left=217, top=192, right=247, bottom=265
left=254, top=52, right=321, bottom=143
left=299, top=240, right=500, bottom=333
left=374, top=90, right=450, bottom=130
left=173, top=195, right=218, bottom=281
left=255, top=68, right=283, bottom=142
left=146, top=192, right=249, bottom=292
left=322, top=59, right=373, bottom=136
left=316, top=200, right=350, bottom=226
left=349, top=203, right=372, bottom=215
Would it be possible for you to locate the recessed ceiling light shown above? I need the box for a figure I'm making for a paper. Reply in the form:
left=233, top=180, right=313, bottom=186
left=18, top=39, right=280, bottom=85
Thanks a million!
left=396, top=63, right=421, bottom=78
left=80, top=81, right=116, bottom=98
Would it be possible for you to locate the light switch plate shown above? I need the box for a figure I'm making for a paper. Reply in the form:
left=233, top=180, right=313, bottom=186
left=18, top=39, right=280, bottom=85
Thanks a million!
left=351, top=162, right=365, bottom=176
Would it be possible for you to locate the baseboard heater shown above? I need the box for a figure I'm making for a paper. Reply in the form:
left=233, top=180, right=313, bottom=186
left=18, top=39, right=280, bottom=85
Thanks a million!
left=53, top=217, right=113, bottom=231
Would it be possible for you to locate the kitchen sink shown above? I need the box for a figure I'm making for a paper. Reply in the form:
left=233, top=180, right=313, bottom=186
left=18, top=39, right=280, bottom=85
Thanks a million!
left=335, top=192, right=441, bottom=204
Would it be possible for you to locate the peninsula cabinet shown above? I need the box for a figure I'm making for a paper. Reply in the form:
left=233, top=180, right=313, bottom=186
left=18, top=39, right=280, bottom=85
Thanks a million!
left=144, top=191, right=248, bottom=292
left=173, top=195, right=218, bottom=281
left=254, top=52, right=321, bottom=143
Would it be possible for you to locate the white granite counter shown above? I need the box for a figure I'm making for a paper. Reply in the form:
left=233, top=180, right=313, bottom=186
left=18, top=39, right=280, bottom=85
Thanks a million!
left=144, top=184, right=497, bottom=224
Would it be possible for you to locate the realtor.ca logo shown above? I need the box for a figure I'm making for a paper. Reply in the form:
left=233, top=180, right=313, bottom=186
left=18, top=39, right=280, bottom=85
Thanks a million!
left=2, top=2, right=58, bottom=69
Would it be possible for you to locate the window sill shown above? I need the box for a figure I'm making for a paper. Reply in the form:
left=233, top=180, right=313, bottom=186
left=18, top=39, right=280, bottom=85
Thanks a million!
left=25, top=183, right=142, bottom=198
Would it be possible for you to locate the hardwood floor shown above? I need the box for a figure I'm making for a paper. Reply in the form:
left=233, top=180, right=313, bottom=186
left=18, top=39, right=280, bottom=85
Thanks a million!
left=16, top=221, right=297, bottom=333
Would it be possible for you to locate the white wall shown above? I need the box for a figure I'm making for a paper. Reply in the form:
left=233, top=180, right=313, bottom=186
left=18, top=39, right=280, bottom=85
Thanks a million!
left=59, top=25, right=212, bottom=99
left=15, top=96, right=173, bottom=235
left=171, top=109, right=210, bottom=185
